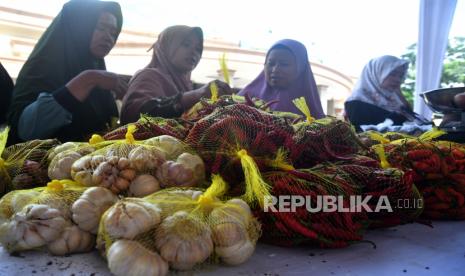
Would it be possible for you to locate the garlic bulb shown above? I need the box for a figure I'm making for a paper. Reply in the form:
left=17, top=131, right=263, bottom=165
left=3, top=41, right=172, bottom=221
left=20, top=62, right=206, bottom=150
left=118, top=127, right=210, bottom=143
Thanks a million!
left=156, top=153, right=205, bottom=188
left=215, top=239, right=255, bottom=266
left=92, top=156, right=136, bottom=194
left=0, top=204, right=66, bottom=252
left=107, top=240, right=168, bottom=276
left=224, top=198, right=253, bottom=225
left=210, top=198, right=256, bottom=265
left=128, top=174, right=161, bottom=197
left=71, top=155, right=106, bottom=186
left=104, top=199, right=161, bottom=239
left=71, top=187, right=118, bottom=234
left=0, top=189, right=41, bottom=224
left=48, top=142, right=78, bottom=162
left=47, top=224, right=95, bottom=256
left=128, top=146, right=166, bottom=173
left=48, top=151, right=82, bottom=180
left=144, top=135, right=185, bottom=160
left=155, top=211, right=213, bottom=270
left=209, top=199, right=251, bottom=248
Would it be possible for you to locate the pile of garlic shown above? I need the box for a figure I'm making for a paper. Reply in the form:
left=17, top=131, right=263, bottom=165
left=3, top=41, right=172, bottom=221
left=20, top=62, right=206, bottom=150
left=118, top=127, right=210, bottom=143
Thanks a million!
left=0, top=180, right=103, bottom=256
left=98, top=184, right=260, bottom=276
left=64, top=135, right=206, bottom=197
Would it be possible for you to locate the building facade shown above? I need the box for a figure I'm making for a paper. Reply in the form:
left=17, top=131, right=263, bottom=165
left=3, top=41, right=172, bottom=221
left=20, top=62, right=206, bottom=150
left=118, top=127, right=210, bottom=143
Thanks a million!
left=0, top=6, right=354, bottom=118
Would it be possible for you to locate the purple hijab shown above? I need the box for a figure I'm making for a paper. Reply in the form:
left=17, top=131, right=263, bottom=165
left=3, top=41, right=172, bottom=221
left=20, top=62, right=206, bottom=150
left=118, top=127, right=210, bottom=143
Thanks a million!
left=239, top=39, right=325, bottom=118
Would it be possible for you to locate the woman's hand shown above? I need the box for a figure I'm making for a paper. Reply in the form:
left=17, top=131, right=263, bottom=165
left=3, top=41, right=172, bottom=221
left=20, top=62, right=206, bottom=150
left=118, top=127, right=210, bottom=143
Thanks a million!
left=66, top=70, right=119, bottom=102
left=112, top=74, right=131, bottom=100
left=198, top=80, right=232, bottom=98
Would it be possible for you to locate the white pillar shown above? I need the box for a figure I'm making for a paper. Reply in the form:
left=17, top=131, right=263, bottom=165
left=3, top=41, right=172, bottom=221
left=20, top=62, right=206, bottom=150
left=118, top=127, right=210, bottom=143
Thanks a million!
left=414, top=0, right=457, bottom=119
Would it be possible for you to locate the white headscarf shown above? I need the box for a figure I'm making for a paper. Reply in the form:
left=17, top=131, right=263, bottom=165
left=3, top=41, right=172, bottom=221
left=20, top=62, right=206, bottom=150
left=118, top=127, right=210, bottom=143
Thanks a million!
left=347, top=55, right=412, bottom=118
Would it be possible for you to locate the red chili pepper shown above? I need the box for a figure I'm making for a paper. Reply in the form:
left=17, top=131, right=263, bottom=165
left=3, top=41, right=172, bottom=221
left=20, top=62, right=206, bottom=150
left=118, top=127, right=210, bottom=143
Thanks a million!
left=447, top=187, right=465, bottom=207
left=452, top=148, right=465, bottom=160
left=273, top=211, right=318, bottom=240
left=422, top=210, right=444, bottom=220
left=407, top=149, right=433, bottom=160
left=428, top=202, right=450, bottom=210
left=434, top=188, right=452, bottom=203
left=311, top=223, right=362, bottom=241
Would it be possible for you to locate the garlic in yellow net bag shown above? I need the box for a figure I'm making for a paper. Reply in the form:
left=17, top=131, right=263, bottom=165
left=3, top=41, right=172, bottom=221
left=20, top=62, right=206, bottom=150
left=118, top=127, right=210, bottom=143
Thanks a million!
left=0, top=179, right=92, bottom=253
left=0, top=127, right=60, bottom=195
left=70, top=125, right=205, bottom=196
left=97, top=175, right=260, bottom=276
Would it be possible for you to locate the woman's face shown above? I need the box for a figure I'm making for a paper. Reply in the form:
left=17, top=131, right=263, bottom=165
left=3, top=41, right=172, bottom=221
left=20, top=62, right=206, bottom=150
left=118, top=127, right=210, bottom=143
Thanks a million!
left=171, top=32, right=202, bottom=73
left=89, top=12, right=118, bottom=59
left=381, top=66, right=406, bottom=91
left=264, top=48, right=298, bottom=89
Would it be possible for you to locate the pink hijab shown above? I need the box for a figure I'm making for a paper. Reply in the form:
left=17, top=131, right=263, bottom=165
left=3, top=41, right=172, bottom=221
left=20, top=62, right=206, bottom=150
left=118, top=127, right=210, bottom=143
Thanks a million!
left=239, top=39, right=325, bottom=118
left=121, top=25, right=203, bottom=123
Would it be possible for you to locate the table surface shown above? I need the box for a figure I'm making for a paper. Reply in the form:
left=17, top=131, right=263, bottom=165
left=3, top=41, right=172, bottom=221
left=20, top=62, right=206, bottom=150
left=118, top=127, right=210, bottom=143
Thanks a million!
left=1, top=221, right=464, bottom=276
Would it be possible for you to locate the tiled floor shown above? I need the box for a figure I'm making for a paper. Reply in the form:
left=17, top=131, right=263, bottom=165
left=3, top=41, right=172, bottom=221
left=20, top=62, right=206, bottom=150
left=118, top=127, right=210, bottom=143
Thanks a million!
left=1, top=221, right=464, bottom=276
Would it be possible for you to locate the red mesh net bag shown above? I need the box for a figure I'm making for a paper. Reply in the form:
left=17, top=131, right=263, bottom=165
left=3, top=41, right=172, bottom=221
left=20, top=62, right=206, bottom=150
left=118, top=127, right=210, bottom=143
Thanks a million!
left=291, top=117, right=365, bottom=168
left=288, top=98, right=365, bottom=168
left=327, top=164, right=423, bottom=228
left=254, top=169, right=367, bottom=248
left=370, top=134, right=465, bottom=220
left=185, top=104, right=295, bottom=189
left=103, top=115, right=188, bottom=141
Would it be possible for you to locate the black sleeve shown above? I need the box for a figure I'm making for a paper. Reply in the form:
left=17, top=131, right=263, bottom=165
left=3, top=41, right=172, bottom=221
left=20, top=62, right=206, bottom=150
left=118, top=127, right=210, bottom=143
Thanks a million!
left=0, top=63, right=14, bottom=125
left=139, top=93, right=184, bottom=118
left=345, top=100, right=407, bottom=131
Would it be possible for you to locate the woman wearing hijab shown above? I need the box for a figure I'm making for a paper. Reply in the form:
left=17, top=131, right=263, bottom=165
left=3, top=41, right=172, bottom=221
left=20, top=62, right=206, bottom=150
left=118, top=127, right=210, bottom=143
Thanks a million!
left=345, top=55, right=427, bottom=131
left=238, top=39, right=325, bottom=118
left=0, top=62, right=14, bottom=126
left=120, top=25, right=231, bottom=124
left=7, top=0, right=127, bottom=143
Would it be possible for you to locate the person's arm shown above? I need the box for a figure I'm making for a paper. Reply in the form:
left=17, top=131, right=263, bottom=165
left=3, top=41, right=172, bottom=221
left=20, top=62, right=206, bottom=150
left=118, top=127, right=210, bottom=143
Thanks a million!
left=345, top=100, right=407, bottom=130
left=121, top=69, right=231, bottom=123
left=18, top=88, right=74, bottom=140
left=18, top=70, right=119, bottom=140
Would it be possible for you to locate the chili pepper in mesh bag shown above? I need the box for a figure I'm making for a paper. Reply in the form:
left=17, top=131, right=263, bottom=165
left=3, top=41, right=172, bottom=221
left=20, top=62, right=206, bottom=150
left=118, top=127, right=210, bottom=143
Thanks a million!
left=104, top=115, right=188, bottom=141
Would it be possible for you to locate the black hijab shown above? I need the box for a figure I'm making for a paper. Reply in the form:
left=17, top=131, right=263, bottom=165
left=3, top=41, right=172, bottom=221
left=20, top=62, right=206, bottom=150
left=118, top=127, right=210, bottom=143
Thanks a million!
left=7, top=0, right=123, bottom=143
left=0, top=63, right=14, bottom=125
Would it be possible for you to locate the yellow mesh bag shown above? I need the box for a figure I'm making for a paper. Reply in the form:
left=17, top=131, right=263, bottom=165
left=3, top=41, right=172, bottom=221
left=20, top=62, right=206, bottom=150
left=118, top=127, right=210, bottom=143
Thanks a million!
left=0, top=127, right=60, bottom=195
left=71, top=126, right=205, bottom=196
left=0, top=180, right=89, bottom=253
left=97, top=175, right=261, bottom=275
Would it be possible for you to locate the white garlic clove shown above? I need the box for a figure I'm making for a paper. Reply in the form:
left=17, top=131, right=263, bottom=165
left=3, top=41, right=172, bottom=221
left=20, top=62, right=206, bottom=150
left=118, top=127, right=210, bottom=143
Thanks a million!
left=104, top=199, right=161, bottom=239
left=129, top=175, right=161, bottom=197
left=71, top=187, right=118, bottom=234
left=107, top=240, right=168, bottom=276
left=215, top=239, right=255, bottom=266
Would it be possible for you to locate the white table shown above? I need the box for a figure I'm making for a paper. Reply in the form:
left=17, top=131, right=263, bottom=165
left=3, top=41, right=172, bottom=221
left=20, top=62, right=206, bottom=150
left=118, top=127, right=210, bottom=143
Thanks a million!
left=1, top=221, right=464, bottom=276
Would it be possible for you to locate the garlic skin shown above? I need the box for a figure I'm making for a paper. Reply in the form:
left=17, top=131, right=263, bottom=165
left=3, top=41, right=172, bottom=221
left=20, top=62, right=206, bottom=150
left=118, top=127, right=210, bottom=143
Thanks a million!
left=210, top=198, right=256, bottom=265
left=48, top=151, right=82, bottom=180
left=71, top=155, right=106, bottom=186
left=215, top=239, right=255, bottom=266
left=0, top=204, right=66, bottom=252
left=128, top=174, right=161, bottom=197
left=0, top=189, right=41, bottom=224
left=156, top=153, right=205, bottom=188
left=92, top=156, right=137, bottom=194
left=144, top=135, right=185, bottom=160
left=71, top=187, right=118, bottom=234
left=128, top=146, right=166, bottom=173
left=48, top=142, right=78, bottom=162
left=155, top=211, right=213, bottom=270
left=107, top=239, right=168, bottom=276
left=47, top=224, right=95, bottom=256
left=104, top=199, right=161, bottom=239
